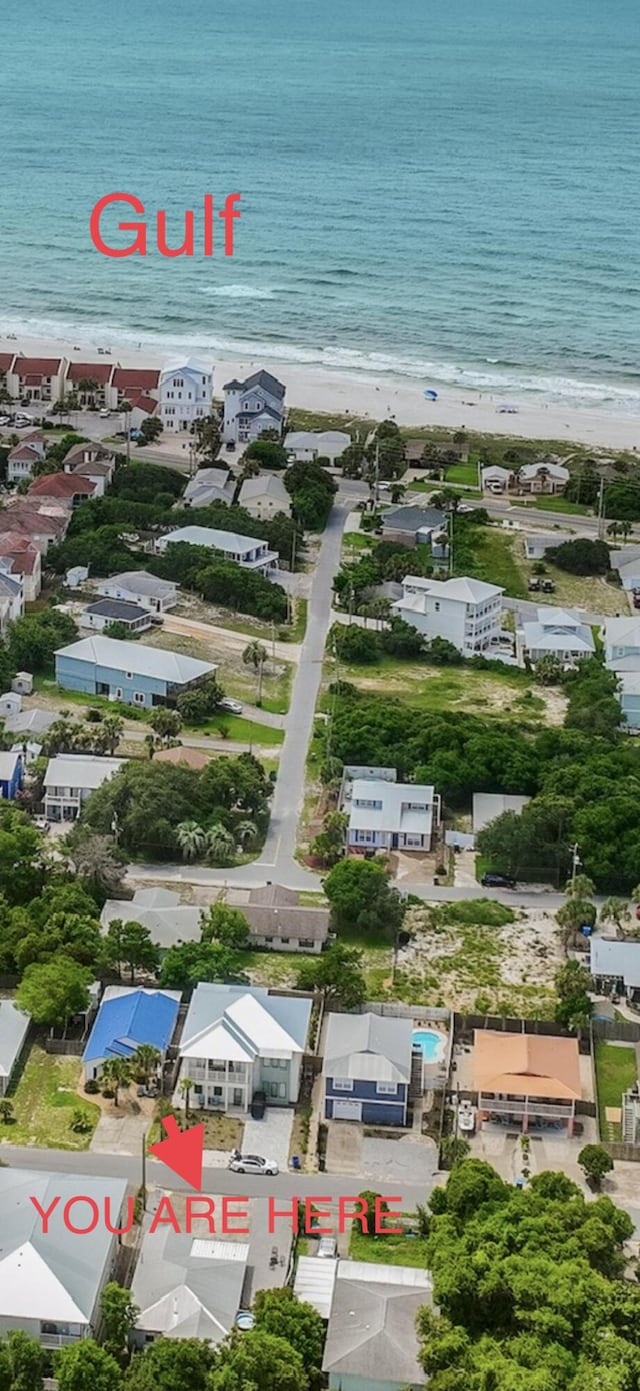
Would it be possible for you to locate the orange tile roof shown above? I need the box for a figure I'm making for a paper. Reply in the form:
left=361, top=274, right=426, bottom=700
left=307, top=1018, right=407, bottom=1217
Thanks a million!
left=112, top=367, right=160, bottom=391
left=28, top=473, right=95, bottom=499
left=473, top=1030, right=582, bottom=1101
left=13, top=357, right=62, bottom=375
left=66, top=361, right=113, bottom=385
left=154, top=746, right=211, bottom=770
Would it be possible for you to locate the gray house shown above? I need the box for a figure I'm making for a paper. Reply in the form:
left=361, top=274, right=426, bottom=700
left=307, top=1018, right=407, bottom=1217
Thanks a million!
left=223, top=369, right=286, bottom=445
left=323, top=1012, right=413, bottom=1126
left=131, top=1201, right=249, bottom=1347
left=381, top=505, right=445, bottom=547
left=323, top=1260, right=431, bottom=1391
left=590, top=938, right=640, bottom=1004
left=0, top=1000, right=30, bottom=1096
left=96, top=571, right=178, bottom=614
left=0, top=1170, right=128, bottom=1348
left=81, top=599, right=153, bottom=634
left=178, top=984, right=311, bottom=1113
left=101, top=887, right=203, bottom=948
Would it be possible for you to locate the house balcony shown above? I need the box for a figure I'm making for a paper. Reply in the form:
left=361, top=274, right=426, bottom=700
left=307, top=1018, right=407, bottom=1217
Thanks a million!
left=479, top=1094, right=573, bottom=1121
left=40, top=1330, right=86, bottom=1349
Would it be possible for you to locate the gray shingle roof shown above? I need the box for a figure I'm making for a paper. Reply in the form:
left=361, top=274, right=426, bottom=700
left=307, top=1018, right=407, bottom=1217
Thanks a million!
left=322, top=1261, right=431, bottom=1385
left=323, top=1012, right=413, bottom=1083
left=84, top=599, right=150, bottom=622
left=382, top=505, right=445, bottom=532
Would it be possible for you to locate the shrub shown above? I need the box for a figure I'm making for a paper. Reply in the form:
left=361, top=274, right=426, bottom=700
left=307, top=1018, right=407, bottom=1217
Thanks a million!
left=84, top=1078, right=100, bottom=1094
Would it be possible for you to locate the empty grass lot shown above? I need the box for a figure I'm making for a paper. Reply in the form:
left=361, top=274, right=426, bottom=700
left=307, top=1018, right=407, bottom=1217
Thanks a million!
left=338, top=656, right=560, bottom=724
left=444, top=461, right=481, bottom=488
left=4, top=1044, right=100, bottom=1150
left=513, top=535, right=624, bottom=616
left=454, top=524, right=528, bottom=598
left=349, top=1222, right=429, bottom=1267
left=594, top=1040, right=638, bottom=1141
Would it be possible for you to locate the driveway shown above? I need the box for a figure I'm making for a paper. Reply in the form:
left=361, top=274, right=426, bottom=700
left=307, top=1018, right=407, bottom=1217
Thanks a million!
left=360, top=1133, right=438, bottom=1186
left=242, top=1107, right=293, bottom=1170
left=90, top=1110, right=150, bottom=1156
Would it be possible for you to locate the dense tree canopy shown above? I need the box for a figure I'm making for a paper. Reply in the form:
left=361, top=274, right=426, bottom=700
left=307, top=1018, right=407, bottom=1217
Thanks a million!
left=419, top=1160, right=638, bottom=1391
left=547, top=538, right=610, bottom=575
left=324, top=856, right=406, bottom=938
left=284, top=460, right=337, bottom=530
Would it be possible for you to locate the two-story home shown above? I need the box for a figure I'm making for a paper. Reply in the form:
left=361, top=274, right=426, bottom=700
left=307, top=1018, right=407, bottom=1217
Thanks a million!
left=82, top=985, right=181, bottom=1083
left=343, top=774, right=440, bottom=854
left=519, top=607, right=595, bottom=667
left=63, top=442, right=116, bottom=498
left=0, top=567, right=24, bottom=633
left=323, top=1012, right=413, bottom=1126
left=64, top=361, right=115, bottom=408
left=381, top=505, right=446, bottom=547
left=0, top=502, right=69, bottom=551
left=472, top=1029, right=582, bottom=1136
left=284, top=429, right=350, bottom=463
left=589, top=937, right=640, bottom=1004
left=159, top=357, right=213, bottom=432
left=54, top=635, right=216, bottom=708
left=178, top=984, right=311, bottom=1113
left=43, top=753, right=124, bottom=821
left=6, top=356, right=67, bottom=404
left=0, top=1169, right=128, bottom=1349
left=222, top=369, right=286, bottom=445
left=182, top=468, right=235, bottom=508
left=238, top=473, right=292, bottom=519
left=0, top=750, right=24, bottom=800
left=27, top=472, right=97, bottom=510
left=105, top=366, right=161, bottom=411
left=156, top=525, right=278, bottom=573
left=610, top=547, right=640, bottom=593
left=96, top=570, right=178, bottom=614
left=392, top=575, right=504, bottom=655
left=7, top=431, right=47, bottom=484
left=0, top=537, right=42, bottom=601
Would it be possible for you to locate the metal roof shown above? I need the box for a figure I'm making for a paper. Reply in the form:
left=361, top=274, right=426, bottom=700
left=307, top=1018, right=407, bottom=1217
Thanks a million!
left=98, top=570, right=177, bottom=598
left=181, top=984, right=311, bottom=1062
left=323, top=1012, right=413, bottom=1084
left=0, top=1000, right=30, bottom=1079
left=322, top=1260, right=431, bottom=1383
left=44, top=754, right=123, bottom=791
left=132, top=1210, right=248, bottom=1343
left=55, top=635, right=215, bottom=685
left=159, top=525, right=268, bottom=556
left=590, top=937, right=640, bottom=989
left=83, top=986, right=181, bottom=1064
left=294, top=1255, right=338, bottom=1319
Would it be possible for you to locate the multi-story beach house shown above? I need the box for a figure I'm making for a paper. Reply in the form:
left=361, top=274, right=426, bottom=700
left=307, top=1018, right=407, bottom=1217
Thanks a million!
left=392, top=575, right=504, bottom=655
left=343, top=774, right=440, bottom=855
left=519, top=607, right=595, bottom=667
left=5, top=356, right=67, bottom=404
left=64, top=361, right=115, bottom=408
left=54, top=634, right=216, bottom=708
left=105, top=367, right=161, bottom=411
left=222, top=369, right=286, bottom=445
left=95, top=570, right=178, bottom=614
left=0, top=536, right=42, bottom=601
left=156, top=524, right=278, bottom=573
left=177, top=984, right=311, bottom=1113
left=159, top=357, right=213, bottom=432
left=238, top=473, right=292, bottom=519
left=27, top=472, right=97, bottom=510
left=43, top=754, right=124, bottom=822
left=7, top=431, right=47, bottom=484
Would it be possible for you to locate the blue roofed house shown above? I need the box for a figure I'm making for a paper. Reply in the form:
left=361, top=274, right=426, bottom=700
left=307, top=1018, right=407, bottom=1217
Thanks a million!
left=54, top=635, right=216, bottom=709
left=0, top=750, right=24, bottom=800
left=323, top=1013, right=413, bottom=1126
left=82, top=986, right=181, bottom=1083
left=222, top=369, right=286, bottom=445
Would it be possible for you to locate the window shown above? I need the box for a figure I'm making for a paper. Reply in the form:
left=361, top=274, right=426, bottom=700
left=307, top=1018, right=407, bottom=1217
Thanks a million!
left=133, top=692, right=145, bottom=705
left=333, top=1078, right=354, bottom=1091
left=212, top=1086, right=223, bottom=1097
left=434, top=601, right=440, bottom=612
left=264, top=1057, right=287, bottom=1069
left=264, top=935, right=273, bottom=944
left=126, top=671, right=133, bottom=679
left=193, top=1084, right=203, bottom=1095
left=113, top=687, right=123, bottom=699
left=269, top=1081, right=287, bottom=1099
left=299, top=939, right=314, bottom=949
left=376, top=1082, right=398, bottom=1095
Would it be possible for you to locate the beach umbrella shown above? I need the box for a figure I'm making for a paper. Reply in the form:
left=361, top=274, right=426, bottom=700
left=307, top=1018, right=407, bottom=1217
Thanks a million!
left=423, top=389, right=438, bottom=401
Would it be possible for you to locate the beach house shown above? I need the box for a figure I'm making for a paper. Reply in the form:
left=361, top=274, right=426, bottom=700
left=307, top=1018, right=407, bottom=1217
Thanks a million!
left=519, top=607, right=595, bottom=666
left=64, top=361, right=115, bottom=408
left=0, top=750, right=24, bottom=801
left=222, top=369, right=286, bottom=445
left=323, top=1012, right=413, bottom=1125
left=0, top=569, right=24, bottom=631
left=589, top=938, right=640, bottom=1004
left=7, top=431, right=47, bottom=484
left=342, top=771, right=440, bottom=854
left=0, top=538, right=42, bottom=601
left=6, top=356, right=67, bottom=404
left=516, top=461, right=570, bottom=495
left=100, top=887, right=202, bottom=950
left=0, top=1170, right=128, bottom=1349
left=27, top=472, right=97, bottom=510
left=159, top=357, right=213, bottom=432
left=238, top=472, right=292, bottom=518
left=96, top=570, right=178, bottom=614
left=43, top=753, right=124, bottom=821
left=392, top=575, right=504, bottom=655
left=472, top=1029, right=583, bottom=1135
left=156, top=525, right=278, bottom=573
left=610, top=548, right=640, bottom=592
left=177, top=984, right=311, bottom=1113
left=106, top=366, right=161, bottom=411
left=82, top=985, right=181, bottom=1083
left=81, top=598, right=153, bottom=634
left=381, top=504, right=446, bottom=547
left=182, top=467, right=235, bottom=508
left=604, top=616, right=640, bottom=668
left=54, top=634, right=215, bottom=707
left=284, top=429, right=350, bottom=463
left=131, top=1214, right=248, bottom=1348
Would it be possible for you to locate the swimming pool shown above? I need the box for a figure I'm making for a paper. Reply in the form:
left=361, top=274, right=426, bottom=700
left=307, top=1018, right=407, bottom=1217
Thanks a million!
left=412, top=1028, right=446, bottom=1063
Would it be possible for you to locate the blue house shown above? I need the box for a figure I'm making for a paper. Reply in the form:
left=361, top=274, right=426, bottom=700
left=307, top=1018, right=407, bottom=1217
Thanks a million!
left=83, top=986, right=181, bottom=1082
left=55, top=635, right=216, bottom=709
left=0, top=751, right=23, bottom=800
left=323, top=1012, right=413, bottom=1126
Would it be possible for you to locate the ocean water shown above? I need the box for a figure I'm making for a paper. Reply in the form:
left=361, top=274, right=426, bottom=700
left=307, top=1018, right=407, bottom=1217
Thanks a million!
left=1, top=0, right=639, bottom=408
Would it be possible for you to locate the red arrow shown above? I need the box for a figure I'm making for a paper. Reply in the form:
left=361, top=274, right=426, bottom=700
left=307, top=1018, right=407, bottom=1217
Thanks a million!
left=148, top=1114, right=204, bottom=1190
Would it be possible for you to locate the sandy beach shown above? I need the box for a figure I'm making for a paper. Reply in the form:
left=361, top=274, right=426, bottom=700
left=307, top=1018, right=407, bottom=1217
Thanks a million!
left=1, top=327, right=639, bottom=452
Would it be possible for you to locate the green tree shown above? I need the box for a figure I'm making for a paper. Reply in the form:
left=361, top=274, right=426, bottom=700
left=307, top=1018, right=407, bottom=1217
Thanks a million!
left=160, top=940, right=248, bottom=992
left=244, top=439, right=287, bottom=469
left=17, top=957, right=91, bottom=1033
left=578, top=1144, right=614, bottom=1191
left=323, top=857, right=405, bottom=938
left=555, top=960, right=592, bottom=1030
left=547, top=538, right=610, bottom=575
left=209, top=1328, right=307, bottom=1391
left=295, top=940, right=366, bottom=1009
left=100, top=1056, right=132, bottom=1107
left=1, top=1329, right=45, bottom=1391
left=149, top=708, right=182, bottom=744
left=599, top=897, right=631, bottom=932
left=201, top=901, right=251, bottom=950
left=253, top=1286, right=325, bottom=1374
left=310, top=810, right=348, bottom=867
left=66, top=830, right=127, bottom=902
left=180, top=1074, right=195, bottom=1117
left=176, top=821, right=208, bottom=862
left=105, top=920, right=159, bottom=983
left=124, top=1337, right=215, bottom=1391
left=56, top=1339, right=123, bottom=1391
left=0, top=1097, right=14, bottom=1124
left=192, top=413, right=222, bottom=466
left=206, top=822, right=237, bottom=865
left=99, top=1283, right=139, bottom=1359
left=7, top=608, right=77, bottom=674
left=132, top=1043, right=162, bottom=1085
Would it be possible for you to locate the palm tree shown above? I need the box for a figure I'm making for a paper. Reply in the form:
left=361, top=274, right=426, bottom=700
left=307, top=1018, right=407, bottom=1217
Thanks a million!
left=243, top=640, right=268, bottom=673
left=600, top=897, right=631, bottom=935
left=77, top=377, right=100, bottom=409
left=565, top=872, right=595, bottom=900
left=133, top=1043, right=162, bottom=1086
left=607, top=521, right=622, bottom=541
left=239, top=455, right=261, bottom=481
left=389, top=483, right=406, bottom=505
left=235, top=819, right=258, bottom=850
left=101, top=715, right=124, bottom=755
left=206, top=822, right=236, bottom=865
left=0, top=1098, right=14, bottom=1124
left=176, top=821, right=207, bottom=862
left=121, top=398, right=132, bottom=463
left=180, top=1075, right=194, bottom=1118
left=100, top=1057, right=132, bottom=1108
left=620, top=520, right=633, bottom=539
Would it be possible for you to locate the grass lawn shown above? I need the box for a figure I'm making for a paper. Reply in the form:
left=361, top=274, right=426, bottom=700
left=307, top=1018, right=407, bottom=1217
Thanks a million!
left=454, top=523, right=528, bottom=598
left=444, top=461, right=481, bottom=488
left=339, top=654, right=554, bottom=724
left=5, top=1044, right=100, bottom=1150
left=594, top=1041, right=638, bottom=1140
left=512, top=536, right=624, bottom=616
left=199, top=715, right=283, bottom=746
left=349, top=1222, right=428, bottom=1268
left=286, top=407, right=366, bottom=437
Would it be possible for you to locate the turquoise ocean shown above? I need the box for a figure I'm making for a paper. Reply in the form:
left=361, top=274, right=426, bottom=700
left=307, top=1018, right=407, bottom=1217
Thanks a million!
left=1, top=0, right=639, bottom=409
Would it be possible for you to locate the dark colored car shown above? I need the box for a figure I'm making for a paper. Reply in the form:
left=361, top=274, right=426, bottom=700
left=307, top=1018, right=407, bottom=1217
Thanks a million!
left=528, top=579, right=540, bottom=592
left=540, top=580, right=555, bottom=593
left=481, top=871, right=516, bottom=889
left=250, top=1089, right=266, bottom=1119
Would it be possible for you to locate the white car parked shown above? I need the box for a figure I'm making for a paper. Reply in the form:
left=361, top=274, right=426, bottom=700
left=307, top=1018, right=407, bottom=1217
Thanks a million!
left=218, top=697, right=243, bottom=714
left=228, top=1153, right=279, bottom=1176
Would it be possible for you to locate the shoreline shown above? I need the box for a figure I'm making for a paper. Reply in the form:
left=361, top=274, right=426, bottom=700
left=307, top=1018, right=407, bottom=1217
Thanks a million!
left=1, top=326, right=639, bottom=452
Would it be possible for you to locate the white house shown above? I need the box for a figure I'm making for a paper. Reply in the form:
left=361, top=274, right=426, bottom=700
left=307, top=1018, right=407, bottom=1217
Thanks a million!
left=0, top=1000, right=30, bottom=1096
left=7, top=431, right=47, bottom=484
left=345, top=777, right=439, bottom=854
left=6, top=356, right=67, bottom=403
left=392, top=575, right=504, bottom=656
left=238, top=472, right=291, bottom=519
left=481, top=465, right=514, bottom=493
left=0, top=1169, right=128, bottom=1348
left=182, top=468, right=235, bottom=509
left=0, top=541, right=42, bottom=602
left=284, top=430, right=350, bottom=463
left=222, top=369, right=286, bottom=445
left=81, top=599, right=153, bottom=634
left=524, top=533, right=563, bottom=561
left=43, top=754, right=124, bottom=822
left=520, top=607, right=595, bottom=666
left=0, top=567, right=24, bottom=633
left=159, top=358, right=213, bottom=432
left=177, top=984, right=311, bottom=1113
left=95, top=571, right=178, bottom=614
left=604, top=617, right=640, bottom=668
left=610, top=547, right=640, bottom=592
left=156, top=525, right=278, bottom=573
left=517, top=461, right=570, bottom=495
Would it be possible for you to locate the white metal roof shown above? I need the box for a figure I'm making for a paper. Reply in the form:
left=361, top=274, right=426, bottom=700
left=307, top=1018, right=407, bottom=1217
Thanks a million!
left=349, top=777, right=434, bottom=836
left=401, top=574, right=503, bottom=603
left=338, top=1259, right=432, bottom=1287
left=55, top=635, right=215, bottom=684
left=294, top=1255, right=338, bottom=1319
left=44, top=754, right=123, bottom=790
left=159, top=525, right=266, bottom=555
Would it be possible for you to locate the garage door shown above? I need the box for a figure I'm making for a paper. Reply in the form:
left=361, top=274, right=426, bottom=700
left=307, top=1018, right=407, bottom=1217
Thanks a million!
left=333, top=1099, right=362, bottom=1121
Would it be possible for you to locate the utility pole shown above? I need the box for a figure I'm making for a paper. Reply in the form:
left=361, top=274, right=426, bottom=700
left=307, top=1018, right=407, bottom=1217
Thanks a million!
left=597, top=477, right=606, bottom=540
left=257, top=650, right=265, bottom=706
left=570, top=842, right=580, bottom=890
left=271, top=621, right=276, bottom=661
left=141, top=1129, right=147, bottom=1211
left=374, top=443, right=380, bottom=509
